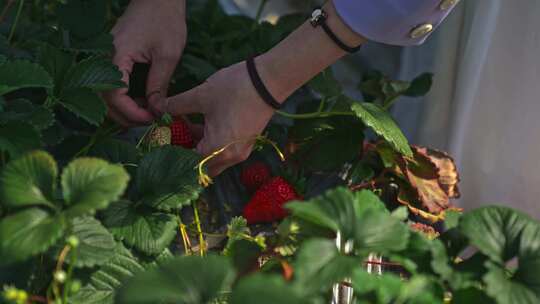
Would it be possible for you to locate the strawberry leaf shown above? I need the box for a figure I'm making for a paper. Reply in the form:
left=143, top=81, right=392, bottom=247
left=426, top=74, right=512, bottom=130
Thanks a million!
left=0, top=208, right=65, bottom=266
left=117, top=255, right=235, bottom=304
left=63, top=56, right=125, bottom=91
left=292, top=238, right=358, bottom=296
left=62, top=217, right=117, bottom=268
left=133, top=146, right=202, bottom=211
left=0, top=60, right=53, bottom=96
left=0, top=151, right=57, bottom=209
left=231, top=274, right=308, bottom=304
left=62, top=158, right=130, bottom=217
left=460, top=206, right=540, bottom=304
left=351, top=102, right=413, bottom=157
left=59, top=88, right=107, bottom=126
left=70, top=243, right=145, bottom=304
left=0, top=122, right=42, bottom=158
left=102, top=200, right=178, bottom=256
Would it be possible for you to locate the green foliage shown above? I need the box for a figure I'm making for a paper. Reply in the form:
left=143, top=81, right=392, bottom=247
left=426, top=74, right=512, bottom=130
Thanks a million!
left=116, top=255, right=236, bottom=304
left=102, top=200, right=178, bottom=256
left=0, top=1, right=538, bottom=304
left=351, top=102, right=413, bottom=157
left=0, top=208, right=65, bottom=266
left=0, top=60, right=53, bottom=96
left=132, top=146, right=203, bottom=211
left=0, top=151, right=57, bottom=209
left=63, top=217, right=117, bottom=268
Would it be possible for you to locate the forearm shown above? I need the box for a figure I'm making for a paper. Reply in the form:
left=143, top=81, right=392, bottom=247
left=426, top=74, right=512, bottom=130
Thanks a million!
left=257, top=1, right=366, bottom=103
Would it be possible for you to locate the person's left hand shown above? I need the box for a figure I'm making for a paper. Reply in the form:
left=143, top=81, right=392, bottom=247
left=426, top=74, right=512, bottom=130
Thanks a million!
left=155, top=61, right=282, bottom=177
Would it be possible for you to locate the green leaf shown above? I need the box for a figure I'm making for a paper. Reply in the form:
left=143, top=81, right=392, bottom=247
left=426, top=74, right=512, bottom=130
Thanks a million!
left=292, top=115, right=364, bottom=172
left=0, top=208, right=65, bottom=265
left=404, top=73, right=433, bottom=97
left=288, top=188, right=408, bottom=254
left=292, top=238, right=358, bottom=296
left=0, top=99, right=55, bottom=130
left=0, top=122, right=42, bottom=157
left=37, top=44, right=75, bottom=92
left=134, top=146, right=203, bottom=211
left=117, top=255, right=235, bottom=304
left=352, top=269, right=444, bottom=304
left=231, top=274, right=308, bottom=304
left=460, top=206, right=540, bottom=304
left=63, top=57, right=125, bottom=91
left=70, top=243, right=145, bottom=304
left=227, top=239, right=262, bottom=274
left=287, top=188, right=385, bottom=240
left=102, top=200, right=178, bottom=255
left=88, top=139, right=138, bottom=165
left=309, top=68, right=342, bottom=97
left=62, top=157, right=130, bottom=217
left=0, top=60, right=53, bottom=95
left=0, top=151, right=57, bottom=209
left=351, top=102, right=412, bottom=157
left=59, top=88, right=107, bottom=126
left=58, top=0, right=107, bottom=39
left=66, top=217, right=117, bottom=268
left=354, top=206, right=410, bottom=254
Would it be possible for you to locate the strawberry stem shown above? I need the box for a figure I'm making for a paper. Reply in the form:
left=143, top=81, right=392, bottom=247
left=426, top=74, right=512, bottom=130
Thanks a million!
left=192, top=200, right=206, bottom=256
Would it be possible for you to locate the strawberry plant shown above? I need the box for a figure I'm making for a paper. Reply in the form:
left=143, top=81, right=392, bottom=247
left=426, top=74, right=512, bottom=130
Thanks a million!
left=1, top=1, right=539, bottom=304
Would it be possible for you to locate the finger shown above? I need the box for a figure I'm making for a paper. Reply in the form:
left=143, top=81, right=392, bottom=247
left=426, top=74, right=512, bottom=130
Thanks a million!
left=107, top=106, right=133, bottom=128
left=196, top=139, right=250, bottom=177
left=146, top=53, right=180, bottom=115
left=164, top=87, right=204, bottom=116
left=186, top=121, right=204, bottom=142
left=107, top=54, right=155, bottom=124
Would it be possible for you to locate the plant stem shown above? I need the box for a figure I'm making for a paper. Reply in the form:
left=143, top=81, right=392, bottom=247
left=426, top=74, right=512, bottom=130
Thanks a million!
left=7, top=0, right=24, bottom=44
left=192, top=200, right=206, bottom=256
left=276, top=110, right=356, bottom=120
left=62, top=249, right=77, bottom=303
left=254, top=0, right=268, bottom=24
left=382, top=95, right=400, bottom=111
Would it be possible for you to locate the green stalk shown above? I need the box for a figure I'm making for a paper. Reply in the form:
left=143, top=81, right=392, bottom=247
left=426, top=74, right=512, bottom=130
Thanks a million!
left=7, top=0, right=24, bottom=43
left=276, top=110, right=356, bottom=120
left=192, top=201, right=206, bottom=256
left=62, top=250, right=77, bottom=303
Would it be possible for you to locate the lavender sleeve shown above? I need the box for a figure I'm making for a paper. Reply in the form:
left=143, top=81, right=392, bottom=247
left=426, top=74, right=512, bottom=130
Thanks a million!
left=333, top=0, right=459, bottom=46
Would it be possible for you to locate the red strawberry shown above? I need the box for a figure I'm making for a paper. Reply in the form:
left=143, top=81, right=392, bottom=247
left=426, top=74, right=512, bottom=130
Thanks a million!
left=240, top=162, right=271, bottom=192
left=170, top=118, right=194, bottom=149
left=243, top=177, right=301, bottom=224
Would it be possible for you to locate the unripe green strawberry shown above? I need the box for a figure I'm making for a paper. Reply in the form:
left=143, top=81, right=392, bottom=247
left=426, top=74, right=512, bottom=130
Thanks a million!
left=147, top=126, right=171, bottom=147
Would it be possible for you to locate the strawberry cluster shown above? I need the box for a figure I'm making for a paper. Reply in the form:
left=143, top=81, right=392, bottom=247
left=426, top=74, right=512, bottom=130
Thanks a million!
left=241, top=163, right=301, bottom=225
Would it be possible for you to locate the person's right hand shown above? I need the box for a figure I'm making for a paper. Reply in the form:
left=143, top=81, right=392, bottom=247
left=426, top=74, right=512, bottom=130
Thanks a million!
left=104, top=0, right=187, bottom=127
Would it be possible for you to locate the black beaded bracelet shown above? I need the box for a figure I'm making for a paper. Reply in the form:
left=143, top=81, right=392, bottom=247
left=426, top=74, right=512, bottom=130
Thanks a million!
left=310, top=8, right=362, bottom=53
left=246, top=56, right=283, bottom=110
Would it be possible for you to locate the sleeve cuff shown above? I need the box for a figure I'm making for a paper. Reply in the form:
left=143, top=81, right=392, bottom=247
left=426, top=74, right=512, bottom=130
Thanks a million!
left=333, top=0, right=458, bottom=46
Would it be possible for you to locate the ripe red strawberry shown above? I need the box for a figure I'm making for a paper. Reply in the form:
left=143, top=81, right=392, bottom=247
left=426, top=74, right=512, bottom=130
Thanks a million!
left=240, top=162, right=271, bottom=192
left=243, top=177, right=301, bottom=224
left=170, top=118, right=194, bottom=149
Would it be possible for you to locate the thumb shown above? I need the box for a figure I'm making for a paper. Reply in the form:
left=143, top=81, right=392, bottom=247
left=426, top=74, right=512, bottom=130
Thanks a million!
left=163, top=87, right=205, bottom=116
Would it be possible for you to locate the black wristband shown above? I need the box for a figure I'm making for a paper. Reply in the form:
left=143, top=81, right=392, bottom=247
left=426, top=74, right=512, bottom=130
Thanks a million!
left=310, top=8, right=362, bottom=53
left=246, top=56, right=283, bottom=110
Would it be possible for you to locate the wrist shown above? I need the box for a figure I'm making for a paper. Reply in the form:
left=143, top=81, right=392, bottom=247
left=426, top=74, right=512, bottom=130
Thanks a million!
left=254, top=1, right=366, bottom=105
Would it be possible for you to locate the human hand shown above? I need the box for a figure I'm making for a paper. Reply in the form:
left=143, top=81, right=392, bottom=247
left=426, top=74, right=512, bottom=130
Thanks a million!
left=157, top=61, right=279, bottom=177
left=104, top=0, right=186, bottom=126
